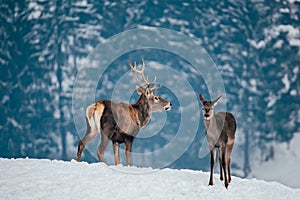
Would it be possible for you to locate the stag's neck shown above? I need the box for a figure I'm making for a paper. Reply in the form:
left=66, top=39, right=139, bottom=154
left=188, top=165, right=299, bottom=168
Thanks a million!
left=132, top=94, right=152, bottom=128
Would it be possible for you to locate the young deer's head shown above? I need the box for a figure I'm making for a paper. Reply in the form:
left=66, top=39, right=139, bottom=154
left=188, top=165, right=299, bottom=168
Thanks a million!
left=129, top=59, right=172, bottom=111
left=199, top=94, right=222, bottom=120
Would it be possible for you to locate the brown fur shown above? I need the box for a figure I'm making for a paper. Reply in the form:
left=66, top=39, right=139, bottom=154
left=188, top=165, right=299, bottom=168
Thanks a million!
left=200, top=94, right=236, bottom=189
left=77, top=60, right=172, bottom=165
left=76, top=88, right=171, bottom=165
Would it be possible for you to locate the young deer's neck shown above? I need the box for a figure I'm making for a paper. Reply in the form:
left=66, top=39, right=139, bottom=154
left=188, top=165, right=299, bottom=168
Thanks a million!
left=204, top=111, right=222, bottom=149
left=204, top=112, right=218, bottom=133
left=133, top=94, right=152, bottom=128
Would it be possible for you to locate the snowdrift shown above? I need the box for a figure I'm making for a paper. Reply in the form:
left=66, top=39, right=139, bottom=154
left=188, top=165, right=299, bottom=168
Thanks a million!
left=0, top=158, right=299, bottom=200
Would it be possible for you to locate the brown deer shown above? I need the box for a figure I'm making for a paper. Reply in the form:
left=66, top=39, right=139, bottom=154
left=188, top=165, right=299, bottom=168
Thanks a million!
left=199, top=94, right=236, bottom=189
left=76, top=59, right=172, bottom=166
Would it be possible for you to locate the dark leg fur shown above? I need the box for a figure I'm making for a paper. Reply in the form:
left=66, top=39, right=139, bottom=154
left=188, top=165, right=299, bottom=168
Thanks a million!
left=209, top=149, right=216, bottom=186
left=219, top=151, right=224, bottom=181
left=221, top=147, right=228, bottom=189
left=226, top=144, right=234, bottom=183
left=76, top=140, right=85, bottom=162
left=228, top=158, right=231, bottom=183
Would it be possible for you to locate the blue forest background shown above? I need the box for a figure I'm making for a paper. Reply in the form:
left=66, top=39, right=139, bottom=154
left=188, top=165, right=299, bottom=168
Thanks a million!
left=1, top=0, right=299, bottom=179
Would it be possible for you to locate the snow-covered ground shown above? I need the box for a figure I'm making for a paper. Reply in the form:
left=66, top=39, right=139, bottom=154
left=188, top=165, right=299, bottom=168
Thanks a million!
left=0, top=158, right=299, bottom=200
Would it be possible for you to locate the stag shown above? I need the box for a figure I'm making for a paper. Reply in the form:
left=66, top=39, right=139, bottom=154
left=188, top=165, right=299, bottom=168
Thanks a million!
left=199, top=94, right=236, bottom=189
left=76, top=59, right=172, bottom=165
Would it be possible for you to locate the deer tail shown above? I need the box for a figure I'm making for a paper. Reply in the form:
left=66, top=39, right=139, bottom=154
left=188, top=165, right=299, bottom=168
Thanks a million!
left=86, top=102, right=104, bottom=133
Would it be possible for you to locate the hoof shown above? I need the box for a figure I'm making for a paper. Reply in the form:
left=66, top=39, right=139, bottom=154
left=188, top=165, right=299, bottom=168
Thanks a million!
left=225, top=182, right=229, bottom=189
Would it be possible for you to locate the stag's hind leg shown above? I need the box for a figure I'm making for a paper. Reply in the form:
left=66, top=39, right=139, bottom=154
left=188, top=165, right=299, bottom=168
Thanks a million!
left=97, top=133, right=110, bottom=162
left=76, top=140, right=85, bottom=162
left=76, top=129, right=98, bottom=162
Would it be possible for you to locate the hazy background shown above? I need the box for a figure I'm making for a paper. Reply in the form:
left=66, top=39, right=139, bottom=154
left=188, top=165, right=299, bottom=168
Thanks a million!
left=1, top=0, right=299, bottom=187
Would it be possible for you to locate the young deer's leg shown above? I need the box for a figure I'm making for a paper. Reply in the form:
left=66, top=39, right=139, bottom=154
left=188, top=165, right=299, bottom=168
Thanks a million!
left=218, top=149, right=224, bottom=181
left=226, top=143, right=234, bottom=183
left=124, top=137, right=133, bottom=166
left=97, top=133, right=109, bottom=162
left=220, top=146, right=228, bottom=189
left=76, top=129, right=97, bottom=162
left=209, top=148, right=216, bottom=186
left=112, top=141, right=120, bottom=165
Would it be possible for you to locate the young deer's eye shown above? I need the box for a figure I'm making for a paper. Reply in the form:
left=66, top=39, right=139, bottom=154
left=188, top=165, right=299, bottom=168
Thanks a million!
left=202, top=107, right=214, bottom=113
left=154, top=96, right=160, bottom=101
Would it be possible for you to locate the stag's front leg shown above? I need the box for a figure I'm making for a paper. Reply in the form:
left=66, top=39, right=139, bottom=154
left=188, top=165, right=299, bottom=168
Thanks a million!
left=209, top=148, right=216, bottom=186
left=124, top=137, right=134, bottom=166
left=112, top=141, right=120, bottom=165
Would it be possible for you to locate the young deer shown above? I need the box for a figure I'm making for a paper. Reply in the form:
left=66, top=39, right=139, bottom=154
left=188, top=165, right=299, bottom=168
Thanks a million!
left=199, top=94, right=236, bottom=189
left=76, top=60, right=172, bottom=165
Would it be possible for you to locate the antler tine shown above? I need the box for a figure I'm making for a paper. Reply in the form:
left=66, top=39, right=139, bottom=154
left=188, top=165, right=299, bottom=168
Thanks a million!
left=148, top=76, right=157, bottom=87
left=129, top=59, right=160, bottom=89
left=140, top=59, right=149, bottom=85
left=150, top=84, right=162, bottom=91
left=128, top=60, right=148, bottom=86
left=141, top=59, right=159, bottom=87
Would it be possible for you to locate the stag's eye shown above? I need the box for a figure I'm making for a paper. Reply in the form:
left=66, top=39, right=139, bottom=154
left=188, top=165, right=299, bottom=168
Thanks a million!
left=154, top=96, right=160, bottom=101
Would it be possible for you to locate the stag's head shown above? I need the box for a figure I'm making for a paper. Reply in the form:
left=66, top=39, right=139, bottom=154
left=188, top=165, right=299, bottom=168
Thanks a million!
left=199, top=94, right=222, bottom=121
left=129, top=59, right=172, bottom=111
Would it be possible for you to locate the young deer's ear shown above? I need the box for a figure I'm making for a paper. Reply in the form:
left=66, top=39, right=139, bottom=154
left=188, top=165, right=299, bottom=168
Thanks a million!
left=136, top=86, right=144, bottom=95
left=199, top=94, right=205, bottom=104
left=213, top=96, right=222, bottom=106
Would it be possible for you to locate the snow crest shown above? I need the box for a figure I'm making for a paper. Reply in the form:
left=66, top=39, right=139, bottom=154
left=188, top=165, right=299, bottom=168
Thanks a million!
left=0, top=158, right=299, bottom=200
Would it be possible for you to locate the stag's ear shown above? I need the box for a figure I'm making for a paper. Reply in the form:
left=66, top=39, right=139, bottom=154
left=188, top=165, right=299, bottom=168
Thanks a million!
left=199, top=94, right=205, bottom=104
left=213, top=96, right=222, bottom=106
left=136, top=86, right=144, bottom=95
left=145, top=88, right=152, bottom=97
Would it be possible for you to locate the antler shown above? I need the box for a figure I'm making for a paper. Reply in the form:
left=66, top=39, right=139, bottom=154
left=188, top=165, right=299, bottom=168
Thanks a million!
left=150, top=83, right=161, bottom=91
left=128, top=59, right=157, bottom=88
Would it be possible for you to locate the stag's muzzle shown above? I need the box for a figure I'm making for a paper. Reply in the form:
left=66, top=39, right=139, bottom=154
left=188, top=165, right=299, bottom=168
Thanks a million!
left=164, top=102, right=172, bottom=110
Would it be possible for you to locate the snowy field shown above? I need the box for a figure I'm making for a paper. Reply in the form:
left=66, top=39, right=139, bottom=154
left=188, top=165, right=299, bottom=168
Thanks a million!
left=0, top=158, right=299, bottom=200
